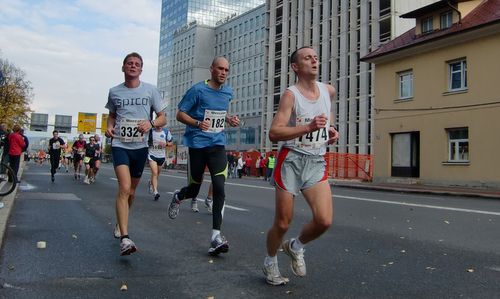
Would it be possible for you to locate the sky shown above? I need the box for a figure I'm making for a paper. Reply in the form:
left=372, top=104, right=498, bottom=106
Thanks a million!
left=0, top=0, right=161, bottom=129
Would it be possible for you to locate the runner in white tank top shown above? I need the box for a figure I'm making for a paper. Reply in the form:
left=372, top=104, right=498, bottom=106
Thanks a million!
left=263, top=46, right=339, bottom=286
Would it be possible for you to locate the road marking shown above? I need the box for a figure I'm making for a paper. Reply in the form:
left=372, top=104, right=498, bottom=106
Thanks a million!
left=335, top=195, right=500, bottom=216
left=162, top=174, right=275, bottom=190
left=486, top=266, right=500, bottom=272
left=152, top=174, right=500, bottom=216
left=165, top=191, right=249, bottom=212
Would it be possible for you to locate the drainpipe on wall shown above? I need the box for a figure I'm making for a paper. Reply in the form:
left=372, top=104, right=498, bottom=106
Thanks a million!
left=447, top=0, right=462, bottom=24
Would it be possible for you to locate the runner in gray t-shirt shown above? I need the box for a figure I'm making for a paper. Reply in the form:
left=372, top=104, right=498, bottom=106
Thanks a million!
left=105, top=52, right=167, bottom=256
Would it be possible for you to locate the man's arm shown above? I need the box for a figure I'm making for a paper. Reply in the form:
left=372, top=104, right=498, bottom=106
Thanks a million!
left=326, top=84, right=339, bottom=144
left=269, top=90, right=328, bottom=142
left=105, top=112, right=116, bottom=138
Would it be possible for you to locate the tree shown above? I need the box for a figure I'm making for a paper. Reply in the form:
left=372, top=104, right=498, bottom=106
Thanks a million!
left=0, top=56, right=33, bottom=129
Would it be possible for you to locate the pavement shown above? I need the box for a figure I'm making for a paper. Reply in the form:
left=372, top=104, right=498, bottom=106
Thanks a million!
left=1, top=165, right=499, bottom=251
left=331, top=179, right=500, bottom=199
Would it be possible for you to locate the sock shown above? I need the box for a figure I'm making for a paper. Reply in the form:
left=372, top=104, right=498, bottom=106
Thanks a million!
left=120, top=235, right=129, bottom=241
left=264, top=255, right=278, bottom=266
left=211, top=229, right=221, bottom=240
left=292, top=237, right=304, bottom=251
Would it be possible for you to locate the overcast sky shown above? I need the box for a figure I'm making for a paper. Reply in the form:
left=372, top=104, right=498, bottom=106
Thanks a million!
left=0, top=0, right=161, bottom=128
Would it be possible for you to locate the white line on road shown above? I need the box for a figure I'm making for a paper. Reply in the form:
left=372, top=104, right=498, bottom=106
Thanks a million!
left=165, top=191, right=249, bottom=211
left=113, top=174, right=500, bottom=216
left=335, top=195, right=500, bottom=216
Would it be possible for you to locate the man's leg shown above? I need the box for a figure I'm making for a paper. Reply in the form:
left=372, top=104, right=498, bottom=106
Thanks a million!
left=206, top=146, right=229, bottom=255
left=263, top=187, right=294, bottom=285
left=115, top=165, right=133, bottom=236
left=296, top=180, right=333, bottom=244
left=148, top=159, right=159, bottom=193
left=168, top=147, right=205, bottom=219
left=280, top=181, right=332, bottom=278
left=266, top=187, right=294, bottom=257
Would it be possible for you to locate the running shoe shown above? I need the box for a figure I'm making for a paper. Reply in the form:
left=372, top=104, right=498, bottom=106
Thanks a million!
left=154, top=192, right=160, bottom=201
left=168, top=191, right=180, bottom=219
left=204, top=197, right=213, bottom=214
left=113, top=224, right=121, bottom=239
left=191, top=199, right=199, bottom=212
left=51, top=174, right=55, bottom=182
left=281, top=239, right=306, bottom=276
left=208, top=234, right=229, bottom=256
left=74, top=173, right=77, bottom=180
left=120, top=237, right=137, bottom=256
left=148, top=180, right=153, bottom=194
left=262, top=262, right=289, bottom=286
left=84, top=177, right=90, bottom=185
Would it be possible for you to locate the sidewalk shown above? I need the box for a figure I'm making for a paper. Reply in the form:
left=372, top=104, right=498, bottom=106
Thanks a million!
left=331, top=179, right=500, bottom=199
left=0, top=162, right=24, bottom=249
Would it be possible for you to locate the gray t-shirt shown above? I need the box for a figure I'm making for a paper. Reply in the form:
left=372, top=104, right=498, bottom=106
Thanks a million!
left=105, top=81, right=165, bottom=150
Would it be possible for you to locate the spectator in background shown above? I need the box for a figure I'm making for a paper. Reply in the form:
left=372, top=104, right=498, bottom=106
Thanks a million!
left=237, top=153, right=244, bottom=178
left=244, top=154, right=252, bottom=176
left=227, top=152, right=235, bottom=178
left=8, top=124, right=25, bottom=182
left=259, top=154, right=266, bottom=178
left=265, top=153, right=275, bottom=182
left=255, top=155, right=262, bottom=178
left=0, top=123, right=9, bottom=173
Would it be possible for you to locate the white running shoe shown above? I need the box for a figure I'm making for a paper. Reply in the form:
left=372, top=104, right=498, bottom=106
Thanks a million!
left=191, top=199, right=199, bottom=212
left=168, top=191, right=180, bottom=219
left=120, top=237, right=137, bottom=256
left=204, top=197, right=213, bottom=214
left=148, top=180, right=153, bottom=194
left=208, top=234, right=229, bottom=256
left=282, top=239, right=306, bottom=276
left=262, top=262, right=289, bottom=286
left=83, top=177, right=90, bottom=185
left=113, top=224, right=121, bottom=239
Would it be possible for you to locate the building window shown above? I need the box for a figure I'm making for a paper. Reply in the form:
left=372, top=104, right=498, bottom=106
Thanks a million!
left=398, top=70, right=413, bottom=100
left=440, top=11, right=452, bottom=29
left=449, top=59, right=467, bottom=91
left=421, top=16, right=433, bottom=33
left=447, top=128, right=469, bottom=162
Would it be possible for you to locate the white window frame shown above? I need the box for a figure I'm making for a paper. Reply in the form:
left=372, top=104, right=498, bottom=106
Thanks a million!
left=421, top=16, right=433, bottom=33
left=398, top=70, right=413, bottom=100
left=447, top=128, right=469, bottom=162
left=440, top=11, right=452, bottom=29
left=448, top=59, right=467, bottom=91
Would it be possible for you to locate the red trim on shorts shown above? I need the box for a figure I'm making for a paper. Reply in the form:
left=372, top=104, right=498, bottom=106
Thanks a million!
left=320, top=155, right=328, bottom=182
left=273, top=147, right=290, bottom=191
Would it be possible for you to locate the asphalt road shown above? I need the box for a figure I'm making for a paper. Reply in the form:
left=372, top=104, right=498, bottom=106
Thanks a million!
left=0, top=161, right=499, bottom=298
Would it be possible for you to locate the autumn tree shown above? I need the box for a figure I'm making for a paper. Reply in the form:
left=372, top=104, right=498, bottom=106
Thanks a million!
left=0, top=56, right=33, bottom=129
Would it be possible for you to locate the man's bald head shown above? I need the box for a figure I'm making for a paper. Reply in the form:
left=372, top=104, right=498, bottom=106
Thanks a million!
left=210, top=56, right=230, bottom=86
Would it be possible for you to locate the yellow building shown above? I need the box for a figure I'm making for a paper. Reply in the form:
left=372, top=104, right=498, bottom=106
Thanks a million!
left=362, top=0, right=500, bottom=188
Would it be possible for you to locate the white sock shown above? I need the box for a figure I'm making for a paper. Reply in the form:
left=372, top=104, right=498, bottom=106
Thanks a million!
left=292, top=237, right=304, bottom=251
left=211, top=229, right=221, bottom=240
left=264, top=255, right=278, bottom=266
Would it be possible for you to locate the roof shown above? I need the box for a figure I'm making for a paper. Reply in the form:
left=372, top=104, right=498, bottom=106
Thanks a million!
left=362, top=0, right=500, bottom=62
left=400, top=0, right=457, bottom=18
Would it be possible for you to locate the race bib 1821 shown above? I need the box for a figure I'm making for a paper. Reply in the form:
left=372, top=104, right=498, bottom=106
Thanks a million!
left=295, top=117, right=329, bottom=149
left=203, top=110, right=226, bottom=133
left=118, top=119, right=144, bottom=143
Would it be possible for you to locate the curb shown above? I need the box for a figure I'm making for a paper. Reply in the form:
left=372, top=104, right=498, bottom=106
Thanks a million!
left=331, top=181, right=500, bottom=199
left=0, top=162, right=24, bottom=249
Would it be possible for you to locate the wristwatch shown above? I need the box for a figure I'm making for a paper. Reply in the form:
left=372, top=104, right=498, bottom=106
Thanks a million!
left=195, top=120, right=201, bottom=127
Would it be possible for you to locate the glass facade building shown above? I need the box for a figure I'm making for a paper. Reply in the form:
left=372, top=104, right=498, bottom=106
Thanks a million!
left=158, top=0, right=265, bottom=99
